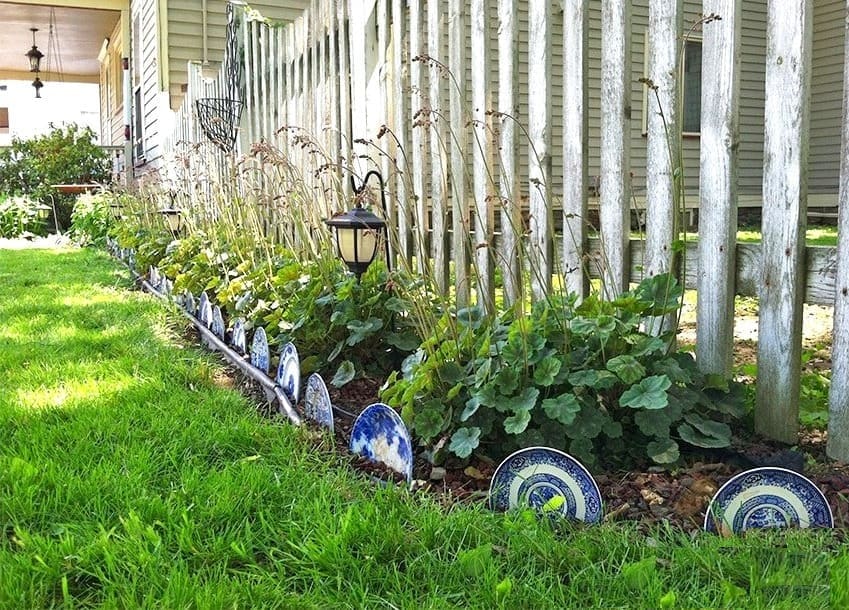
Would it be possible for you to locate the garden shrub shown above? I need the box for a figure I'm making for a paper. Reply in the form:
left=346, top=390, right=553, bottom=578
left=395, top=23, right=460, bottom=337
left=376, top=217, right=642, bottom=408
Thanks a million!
left=381, top=273, right=745, bottom=469
left=0, top=124, right=110, bottom=229
left=69, top=193, right=114, bottom=246
left=0, top=194, right=47, bottom=238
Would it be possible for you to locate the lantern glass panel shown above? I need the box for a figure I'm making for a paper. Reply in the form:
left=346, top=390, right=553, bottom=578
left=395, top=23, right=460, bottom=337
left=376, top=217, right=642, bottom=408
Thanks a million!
left=338, top=227, right=377, bottom=265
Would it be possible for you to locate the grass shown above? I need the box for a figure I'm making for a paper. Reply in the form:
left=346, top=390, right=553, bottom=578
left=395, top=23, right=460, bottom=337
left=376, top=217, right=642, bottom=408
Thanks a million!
left=0, top=246, right=846, bottom=608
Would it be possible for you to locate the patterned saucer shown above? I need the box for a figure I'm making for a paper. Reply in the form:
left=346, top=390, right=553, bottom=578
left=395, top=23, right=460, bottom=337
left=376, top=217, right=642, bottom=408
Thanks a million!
left=231, top=318, right=246, bottom=354
left=303, top=373, right=334, bottom=432
left=149, top=266, right=161, bottom=289
left=162, top=278, right=173, bottom=296
left=704, top=467, right=833, bottom=535
left=211, top=306, right=226, bottom=339
left=349, top=403, right=414, bottom=483
left=183, top=292, right=196, bottom=315
left=276, top=342, right=300, bottom=404
left=250, top=327, right=270, bottom=374
left=198, top=292, right=211, bottom=326
left=488, top=447, right=603, bottom=523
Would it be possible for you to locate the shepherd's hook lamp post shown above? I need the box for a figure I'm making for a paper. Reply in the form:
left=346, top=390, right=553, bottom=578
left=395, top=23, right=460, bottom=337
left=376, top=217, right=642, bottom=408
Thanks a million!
left=158, top=191, right=183, bottom=236
left=323, top=170, right=391, bottom=280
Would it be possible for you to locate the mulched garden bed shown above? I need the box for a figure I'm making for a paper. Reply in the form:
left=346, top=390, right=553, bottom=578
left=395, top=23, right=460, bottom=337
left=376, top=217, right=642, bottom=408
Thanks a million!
left=204, top=337, right=849, bottom=536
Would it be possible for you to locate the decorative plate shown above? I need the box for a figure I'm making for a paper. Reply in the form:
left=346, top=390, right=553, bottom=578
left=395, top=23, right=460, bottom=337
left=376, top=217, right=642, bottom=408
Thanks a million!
left=250, top=327, right=270, bottom=374
left=276, top=342, right=300, bottom=404
left=704, top=467, right=833, bottom=535
left=488, top=447, right=603, bottom=523
left=198, top=292, right=211, bottom=324
left=231, top=318, right=246, bottom=354
left=349, top=403, right=414, bottom=483
left=183, top=292, right=196, bottom=316
left=162, top=278, right=173, bottom=296
left=211, top=306, right=226, bottom=339
left=149, top=266, right=160, bottom=289
left=303, top=373, right=334, bottom=432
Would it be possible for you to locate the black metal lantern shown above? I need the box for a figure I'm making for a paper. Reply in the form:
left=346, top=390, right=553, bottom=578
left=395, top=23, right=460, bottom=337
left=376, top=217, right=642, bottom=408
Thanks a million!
left=109, top=202, right=124, bottom=220
left=324, top=206, right=386, bottom=279
left=158, top=208, right=183, bottom=234
left=31, top=75, right=43, bottom=98
left=26, top=28, right=43, bottom=73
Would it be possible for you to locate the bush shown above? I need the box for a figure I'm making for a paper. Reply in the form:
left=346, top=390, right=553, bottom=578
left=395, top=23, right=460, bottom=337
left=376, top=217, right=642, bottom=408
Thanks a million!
left=0, top=124, right=110, bottom=229
left=0, top=194, right=48, bottom=238
left=69, top=193, right=114, bottom=246
left=381, top=274, right=745, bottom=469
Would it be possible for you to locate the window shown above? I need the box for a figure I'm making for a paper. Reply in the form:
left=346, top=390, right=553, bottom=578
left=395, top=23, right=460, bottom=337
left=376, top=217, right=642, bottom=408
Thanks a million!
left=134, top=88, right=144, bottom=160
left=0, top=107, right=9, bottom=132
left=642, top=35, right=702, bottom=135
left=681, top=40, right=702, bottom=134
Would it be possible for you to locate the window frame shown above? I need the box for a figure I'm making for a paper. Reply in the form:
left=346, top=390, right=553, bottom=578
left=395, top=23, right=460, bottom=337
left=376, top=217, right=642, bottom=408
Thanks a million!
left=641, top=31, right=703, bottom=137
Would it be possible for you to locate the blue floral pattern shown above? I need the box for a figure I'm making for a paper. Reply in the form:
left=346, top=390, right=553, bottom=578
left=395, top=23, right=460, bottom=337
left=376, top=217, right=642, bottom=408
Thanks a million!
left=349, top=403, right=413, bottom=483
left=304, top=373, right=334, bottom=432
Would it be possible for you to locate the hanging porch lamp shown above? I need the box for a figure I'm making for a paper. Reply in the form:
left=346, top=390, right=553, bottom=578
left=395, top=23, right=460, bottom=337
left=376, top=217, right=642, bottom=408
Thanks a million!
left=324, top=206, right=386, bottom=279
left=26, top=28, right=43, bottom=72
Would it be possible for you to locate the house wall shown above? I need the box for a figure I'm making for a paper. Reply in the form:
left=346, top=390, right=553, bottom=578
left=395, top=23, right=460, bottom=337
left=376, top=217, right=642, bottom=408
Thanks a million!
left=811, top=0, right=846, bottom=196
left=165, top=1, right=310, bottom=111
left=100, top=19, right=125, bottom=147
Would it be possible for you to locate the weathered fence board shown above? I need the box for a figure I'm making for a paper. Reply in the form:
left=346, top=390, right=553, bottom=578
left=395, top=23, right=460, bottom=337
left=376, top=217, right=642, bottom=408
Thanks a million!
left=828, top=0, right=849, bottom=461
left=561, top=0, right=589, bottom=301
left=697, top=0, right=742, bottom=377
left=644, top=0, right=681, bottom=335
left=428, top=1, right=449, bottom=292
left=599, top=0, right=631, bottom=300
left=755, top=0, right=813, bottom=444
left=449, top=0, right=470, bottom=306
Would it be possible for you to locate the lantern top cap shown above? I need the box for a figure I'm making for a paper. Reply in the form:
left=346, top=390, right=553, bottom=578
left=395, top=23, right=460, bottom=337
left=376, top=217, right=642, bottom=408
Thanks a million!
left=324, top=206, right=386, bottom=230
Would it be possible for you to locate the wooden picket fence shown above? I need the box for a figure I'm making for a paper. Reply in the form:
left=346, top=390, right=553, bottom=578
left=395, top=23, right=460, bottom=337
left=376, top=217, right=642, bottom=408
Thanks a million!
left=162, top=0, right=849, bottom=460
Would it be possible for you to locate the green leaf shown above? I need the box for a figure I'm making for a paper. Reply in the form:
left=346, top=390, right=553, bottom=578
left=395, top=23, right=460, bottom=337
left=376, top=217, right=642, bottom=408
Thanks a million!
left=542, top=494, right=565, bottom=513
left=346, top=317, right=384, bottom=346
left=533, top=356, right=562, bottom=386
left=384, top=331, right=421, bottom=351
left=414, top=401, right=445, bottom=440
left=651, top=358, right=692, bottom=384
left=634, top=410, right=673, bottom=438
left=331, top=360, right=356, bottom=387
left=565, top=408, right=607, bottom=440
left=683, top=412, right=732, bottom=442
left=621, top=557, right=657, bottom=591
left=495, top=367, right=519, bottom=394
left=456, top=543, right=492, bottom=577
left=457, top=306, right=485, bottom=329
left=634, top=272, right=683, bottom=316
left=619, top=375, right=671, bottom=410
left=603, top=419, right=624, bottom=439
left=647, top=438, right=680, bottom=464
left=570, top=317, right=598, bottom=336
left=327, top=340, right=345, bottom=363
left=460, top=396, right=481, bottom=422
left=542, top=393, right=581, bottom=425
left=503, top=409, right=532, bottom=435
left=659, top=591, right=677, bottom=609
left=495, top=577, right=512, bottom=601
left=401, top=350, right=425, bottom=377
left=506, top=387, right=539, bottom=414
left=677, top=422, right=731, bottom=449
left=568, top=369, right=617, bottom=389
left=449, top=427, right=481, bottom=458
left=606, top=355, right=646, bottom=385
left=628, top=335, right=667, bottom=358
left=474, top=358, right=492, bottom=387
left=500, top=336, right=526, bottom=367
left=383, top=296, right=409, bottom=312
left=438, top=362, right=466, bottom=384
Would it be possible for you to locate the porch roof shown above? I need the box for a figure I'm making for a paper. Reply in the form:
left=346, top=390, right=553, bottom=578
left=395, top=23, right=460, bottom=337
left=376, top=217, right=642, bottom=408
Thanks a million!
left=0, top=1, right=123, bottom=84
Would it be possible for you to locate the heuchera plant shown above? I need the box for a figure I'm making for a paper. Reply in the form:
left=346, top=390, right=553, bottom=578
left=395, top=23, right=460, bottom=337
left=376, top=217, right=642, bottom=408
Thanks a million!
left=381, top=273, right=745, bottom=468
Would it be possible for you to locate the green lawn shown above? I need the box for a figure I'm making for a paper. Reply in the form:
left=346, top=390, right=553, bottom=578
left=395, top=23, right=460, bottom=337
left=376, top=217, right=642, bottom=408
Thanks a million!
left=0, top=247, right=845, bottom=608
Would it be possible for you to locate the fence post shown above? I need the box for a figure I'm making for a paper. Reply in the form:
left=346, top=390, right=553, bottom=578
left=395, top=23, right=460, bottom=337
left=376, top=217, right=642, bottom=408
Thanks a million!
left=599, top=0, right=631, bottom=300
left=428, top=0, right=450, bottom=293
left=471, top=0, right=494, bottom=313
left=391, top=0, right=413, bottom=260
left=827, top=0, right=849, bottom=461
left=528, top=0, right=552, bottom=301
left=697, top=1, right=741, bottom=377
left=409, top=0, right=427, bottom=274
left=498, top=0, right=521, bottom=306
left=644, top=0, right=681, bottom=334
left=562, top=0, right=589, bottom=301
left=449, top=0, right=470, bottom=306
left=755, top=0, right=812, bottom=443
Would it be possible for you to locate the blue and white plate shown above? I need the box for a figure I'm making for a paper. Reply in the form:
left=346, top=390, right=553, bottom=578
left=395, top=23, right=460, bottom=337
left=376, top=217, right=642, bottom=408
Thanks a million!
left=149, top=266, right=161, bottom=290
left=303, top=373, right=334, bottom=432
left=211, top=306, right=226, bottom=339
left=231, top=318, right=246, bottom=354
left=488, top=447, right=603, bottom=523
left=276, top=342, right=300, bottom=404
left=704, top=467, right=833, bottom=535
left=349, top=403, right=414, bottom=483
left=162, top=278, right=173, bottom=296
left=198, top=292, right=211, bottom=325
left=183, top=292, right=196, bottom=316
left=250, top=327, right=270, bottom=374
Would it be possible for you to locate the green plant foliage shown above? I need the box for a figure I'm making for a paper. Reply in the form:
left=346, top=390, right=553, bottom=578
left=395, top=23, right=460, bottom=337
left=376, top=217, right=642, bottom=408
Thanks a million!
left=69, top=193, right=116, bottom=246
left=381, top=273, right=745, bottom=468
left=0, top=194, right=47, bottom=238
left=0, top=124, right=110, bottom=229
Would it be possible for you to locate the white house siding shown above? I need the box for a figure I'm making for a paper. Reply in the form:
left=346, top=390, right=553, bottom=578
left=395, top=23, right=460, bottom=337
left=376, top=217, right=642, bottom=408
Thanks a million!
left=131, top=0, right=164, bottom=173
left=811, top=0, right=846, bottom=196
left=166, top=0, right=310, bottom=111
